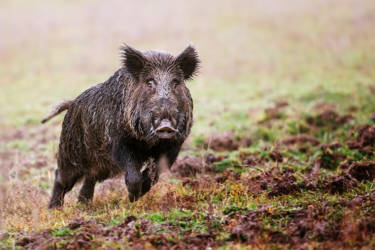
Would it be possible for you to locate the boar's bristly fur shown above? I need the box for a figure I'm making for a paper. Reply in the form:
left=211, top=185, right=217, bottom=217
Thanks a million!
left=48, top=45, right=200, bottom=208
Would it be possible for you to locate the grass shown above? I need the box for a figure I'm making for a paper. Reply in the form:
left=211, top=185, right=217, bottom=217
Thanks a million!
left=1, top=0, right=375, bottom=248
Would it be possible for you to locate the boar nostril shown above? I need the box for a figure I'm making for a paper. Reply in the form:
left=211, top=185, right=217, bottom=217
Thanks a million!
left=155, top=119, right=177, bottom=139
left=157, top=126, right=174, bottom=133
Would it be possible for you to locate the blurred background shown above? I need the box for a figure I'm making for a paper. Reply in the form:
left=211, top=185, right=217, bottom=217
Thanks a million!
left=1, top=0, right=375, bottom=233
left=1, top=0, right=374, bottom=132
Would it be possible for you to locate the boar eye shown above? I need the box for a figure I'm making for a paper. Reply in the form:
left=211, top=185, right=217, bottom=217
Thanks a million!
left=146, top=78, right=155, bottom=88
left=172, top=79, right=181, bottom=85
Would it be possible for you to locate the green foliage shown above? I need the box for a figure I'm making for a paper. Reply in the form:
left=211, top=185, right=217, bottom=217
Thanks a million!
left=53, top=228, right=71, bottom=237
left=214, top=158, right=242, bottom=173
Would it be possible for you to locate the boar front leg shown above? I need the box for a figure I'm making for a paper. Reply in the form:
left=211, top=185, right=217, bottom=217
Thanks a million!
left=140, top=158, right=159, bottom=197
left=111, top=138, right=147, bottom=202
left=124, top=160, right=143, bottom=202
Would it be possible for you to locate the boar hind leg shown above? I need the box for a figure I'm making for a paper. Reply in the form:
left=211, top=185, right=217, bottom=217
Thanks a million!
left=49, top=169, right=82, bottom=208
left=78, top=177, right=96, bottom=204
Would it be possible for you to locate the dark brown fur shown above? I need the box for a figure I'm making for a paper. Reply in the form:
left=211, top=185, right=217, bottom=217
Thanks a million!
left=47, top=45, right=199, bottom=208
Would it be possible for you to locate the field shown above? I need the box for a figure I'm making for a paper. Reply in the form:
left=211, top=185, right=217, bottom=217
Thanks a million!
left=1, top=0, right=375, bottom=248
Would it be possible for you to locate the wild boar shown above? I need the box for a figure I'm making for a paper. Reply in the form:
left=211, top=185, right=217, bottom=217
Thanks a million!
left=45, top=45, right=199, bottom=208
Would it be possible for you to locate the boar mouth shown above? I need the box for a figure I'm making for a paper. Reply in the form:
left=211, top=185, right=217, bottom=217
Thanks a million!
left=154, top=119, right=178, bottom=139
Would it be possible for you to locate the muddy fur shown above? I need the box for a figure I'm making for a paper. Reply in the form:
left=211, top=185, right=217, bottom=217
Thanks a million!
left=48, top=45, right=199, bottom=208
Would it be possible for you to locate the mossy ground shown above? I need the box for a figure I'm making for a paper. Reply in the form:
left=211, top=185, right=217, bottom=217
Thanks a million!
left=1, top=0, right=375, bottom=249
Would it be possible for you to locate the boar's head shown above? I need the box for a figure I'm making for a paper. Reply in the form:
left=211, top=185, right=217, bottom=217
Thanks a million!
left=122, top=45, right=200, bottom=145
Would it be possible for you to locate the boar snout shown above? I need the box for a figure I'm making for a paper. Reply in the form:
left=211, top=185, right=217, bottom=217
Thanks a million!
left=155, top=119, right=177, bottom=139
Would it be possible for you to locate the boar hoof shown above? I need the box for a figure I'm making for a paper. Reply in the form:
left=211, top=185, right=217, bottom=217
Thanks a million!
left=128, top=192, right=139, bottom=202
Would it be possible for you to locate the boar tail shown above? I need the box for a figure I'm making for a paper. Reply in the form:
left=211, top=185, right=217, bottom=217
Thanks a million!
left=41, top=100, right=72, bottom=124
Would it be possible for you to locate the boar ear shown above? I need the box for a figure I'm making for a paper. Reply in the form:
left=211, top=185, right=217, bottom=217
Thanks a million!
left=175, top=45, right=200, bottom=80
left=121, top=45, right=146, bottom=79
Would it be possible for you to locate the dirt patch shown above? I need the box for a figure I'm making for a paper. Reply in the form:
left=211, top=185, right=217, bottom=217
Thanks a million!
left=226, top=195, right=375, bottom=247
left=203, top=131, right=251, bottom=152
left=261, top=100, right=289, bottom=122
left=0, top=128, right=27, bottom=142
left=316, top=150, right=346, bottom=170
left=227, top=206, right=296, bottom=244
left=0, top=126, right=58, bottom=150
left=348, top=125, right=375, bottom=151
left=323, top=161, right=375, bottom=194
left=229, top=209, right=266, bottom=243
left=215, top=169, right=241, bottom=183
left=245, top=159, right=375, bottom=196
left=204, top=153, right=227, bottom=166
left=171, top=156, right=204, bottom=177
left=242, top=168, right=310, bottom=197
left=281, top=134, right=320, bottom=146
left=306, top=109, right=353, bottom=130
left=269, top=150, right=283, bottom=163
left=324, top=174, right=358, bottom=194
left=264, top=107, right=284, bottom=120
left=204, top=131, right=239, bottom=151
left=241, top=155, right=262, bottom=167
left=15, top=215, right=221, bottom=249
left=286, top=205, right=342, bottom=244
left=16, top=229, right=56, bottom=249
left=348, top=161, right=375, bottom=181
left=164, top=233, right=218, bottom=249
left=171, top=153, right=232, bottom=178
left=104, top=215, right=149, bottom=242
left=241, top=168, right=277, bottom=194
left=341, top=189, right=375, bottom=208
left=268, top=171, right=297, bottom=196
left=68, top=217, right=96, bottom=230
left=267, top=170, right=312, bottom=197
left=275, top=100, right=289, bottom=109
